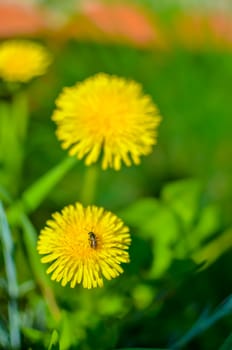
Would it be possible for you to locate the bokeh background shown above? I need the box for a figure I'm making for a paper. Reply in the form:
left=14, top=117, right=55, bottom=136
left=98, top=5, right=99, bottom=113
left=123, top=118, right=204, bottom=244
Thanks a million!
left=0, top=0, right=232, bottom=349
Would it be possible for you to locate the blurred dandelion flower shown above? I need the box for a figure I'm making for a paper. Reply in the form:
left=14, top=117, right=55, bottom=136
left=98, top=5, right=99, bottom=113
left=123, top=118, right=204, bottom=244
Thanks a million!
left=37, top=202, right=131, bottom=289
left=0, top=40, right=51, bottom=83
left=52, top=73, right=161, bottom=170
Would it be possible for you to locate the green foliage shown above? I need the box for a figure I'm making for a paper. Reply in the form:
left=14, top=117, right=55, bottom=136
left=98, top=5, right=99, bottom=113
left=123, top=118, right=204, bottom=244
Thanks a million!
left=48, top=330, right=59, bottom=350
left=119, top=178, right=223, bottom=279
left=1, top=7, right=232, bottom=349
left=219, top=333, right=232, bottom=350
left=171, top=295, right=232, bottom=348
left=0, top=202, right=21, bottom=349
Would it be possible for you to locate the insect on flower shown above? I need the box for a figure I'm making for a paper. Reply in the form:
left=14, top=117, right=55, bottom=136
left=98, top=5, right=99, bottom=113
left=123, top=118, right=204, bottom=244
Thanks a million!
left=88, top=231, right=97, bottom=249
left=37, top=202, right=131, bottom=289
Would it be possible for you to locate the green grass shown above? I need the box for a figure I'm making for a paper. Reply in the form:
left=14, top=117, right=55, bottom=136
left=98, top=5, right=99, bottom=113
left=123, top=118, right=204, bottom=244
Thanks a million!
left=1, top=38, right=232, bottom=349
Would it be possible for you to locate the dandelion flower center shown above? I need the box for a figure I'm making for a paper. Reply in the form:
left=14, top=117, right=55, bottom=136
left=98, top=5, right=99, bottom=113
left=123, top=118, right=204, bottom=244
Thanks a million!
left=37, top=203, right=131, bottom=289
left=52, top=73, right=161, bottom=170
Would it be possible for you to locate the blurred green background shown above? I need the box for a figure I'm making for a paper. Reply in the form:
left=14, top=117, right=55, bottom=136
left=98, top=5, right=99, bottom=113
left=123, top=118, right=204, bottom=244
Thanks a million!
left=0, top=1, right=232, bottom=349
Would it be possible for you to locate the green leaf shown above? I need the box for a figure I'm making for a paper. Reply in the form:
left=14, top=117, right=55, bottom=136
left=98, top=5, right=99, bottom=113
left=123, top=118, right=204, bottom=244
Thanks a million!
left=120, top=180, right=223, bottom=279
left=0, top=321, right=9, bottom=349
left=120, top=198, right=180, bottom=277
left=48, top=330, right=60, bottom=350
left=219, top=333, right=232, bottom=350
left=119, top=197, right=160, bottom=229
left=7, top=156, right=77, bottom=223
left=59, top=312, right=75, bottom=350
left=146, top=203, right=180, bottom=278
left=192, top=228, right=232, bottom=269
left=22, top=327, right=47, bottom=342
left=20, top=214, right=49, bottom=287
left=161, top=179, right=202, bottom=230
left=171, top=295, right=232, bottom=349
left=0, top=185, right=12, bottom=205
left=189, top=203, right=221, bottom=252
left=0, top=201, right=21, bottom=348
left=20, top=214, right=61, bottom=320
left=22, top=156, right=77, bottom=212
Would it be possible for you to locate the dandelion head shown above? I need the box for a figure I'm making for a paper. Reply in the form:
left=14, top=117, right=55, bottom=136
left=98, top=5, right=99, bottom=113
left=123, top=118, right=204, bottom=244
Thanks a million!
left=0, top=40, right=52, bottom=83
left=37, top=202, right=131, bottom=289
left=52, top=73, right=161, bottom=170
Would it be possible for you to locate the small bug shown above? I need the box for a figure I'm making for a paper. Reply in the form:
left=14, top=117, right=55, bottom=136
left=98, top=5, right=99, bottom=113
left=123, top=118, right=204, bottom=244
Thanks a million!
left=88, top=231, right=97, bottom=249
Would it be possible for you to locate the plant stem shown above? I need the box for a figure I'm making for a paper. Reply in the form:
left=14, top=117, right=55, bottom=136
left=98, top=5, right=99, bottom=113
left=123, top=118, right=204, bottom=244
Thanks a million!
left=0, top=91, right=28, bottom=197
left=0, top=201, right=21, bottom=349
left=80, top=165, right=99, bottom=205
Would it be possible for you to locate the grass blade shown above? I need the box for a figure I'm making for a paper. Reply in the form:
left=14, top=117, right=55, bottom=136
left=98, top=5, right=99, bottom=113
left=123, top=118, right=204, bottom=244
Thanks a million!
left=0, top=201, right=21, bottom=349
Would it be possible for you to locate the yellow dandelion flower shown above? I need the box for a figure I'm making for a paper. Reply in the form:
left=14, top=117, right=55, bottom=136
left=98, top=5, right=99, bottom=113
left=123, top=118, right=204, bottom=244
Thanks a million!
left=52, top=73, right=161, bottom=170
left=0, top=40, right=52, bottom=83
left=37, top=202, right=131, bottom=289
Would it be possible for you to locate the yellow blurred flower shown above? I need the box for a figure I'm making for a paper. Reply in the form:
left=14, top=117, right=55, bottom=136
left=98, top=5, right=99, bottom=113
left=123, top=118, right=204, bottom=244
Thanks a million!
left=37, top=202, right=131, bottom=289
left=0, top=40, right=51, bottom=83
left=52, top=73, right=161, bottom=170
